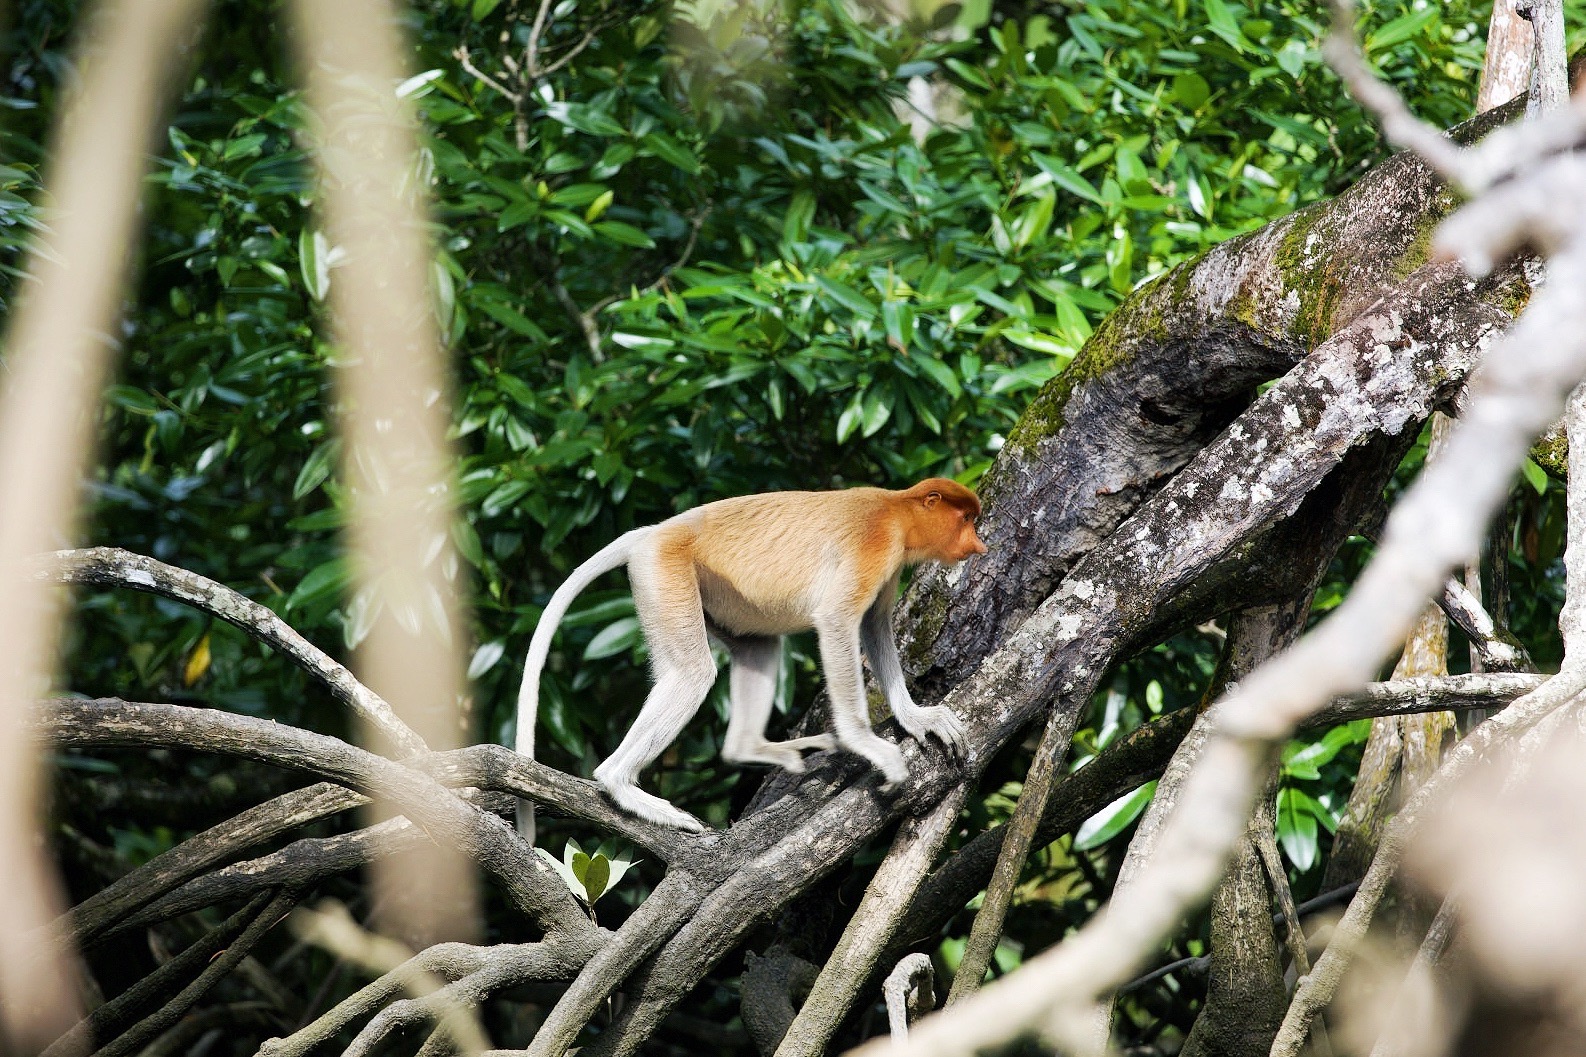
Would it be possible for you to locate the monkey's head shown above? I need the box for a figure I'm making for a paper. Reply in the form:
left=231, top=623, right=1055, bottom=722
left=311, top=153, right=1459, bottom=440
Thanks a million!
left=905, top=478, right=987, bottom=564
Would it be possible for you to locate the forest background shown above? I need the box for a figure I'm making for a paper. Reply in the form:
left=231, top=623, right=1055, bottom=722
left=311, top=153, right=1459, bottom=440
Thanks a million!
left=4, top=0, right=1583, bottom=1052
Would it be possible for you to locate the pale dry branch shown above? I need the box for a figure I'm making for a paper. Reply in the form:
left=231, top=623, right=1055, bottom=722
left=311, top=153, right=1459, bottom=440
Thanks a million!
left=0, top=0, right=210, bottom=1045
left=1327, top=0, right=1586, bottom=197
left=285, top=902, right=491, bottom=1057
left=1364, top=899, right=1460, bottom=1057
left=1270, top=668, right=1586, bottom=1054
left=1321, top=0, right=1468, bottom=183
left=290, top=0, right=475, bottom=947
left=258, top=939, right=597, bottom=1057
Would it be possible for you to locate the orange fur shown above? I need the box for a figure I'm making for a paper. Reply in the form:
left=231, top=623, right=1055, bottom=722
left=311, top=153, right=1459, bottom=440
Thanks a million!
left=513, top=478, right=986, bottom=837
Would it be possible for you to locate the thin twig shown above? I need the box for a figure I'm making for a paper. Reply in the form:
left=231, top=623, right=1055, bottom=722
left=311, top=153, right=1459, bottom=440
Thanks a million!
left=944, top=705, right=1069, bottom=1006
left=452, top=45, right=522, bottom=104
left=45, top=548, right=427, bottom=756
left=884, top=955, right=936, bottom=1042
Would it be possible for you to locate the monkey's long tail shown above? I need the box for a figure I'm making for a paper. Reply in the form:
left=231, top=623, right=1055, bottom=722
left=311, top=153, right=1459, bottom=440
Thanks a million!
left=514, top=528, right=648, bottom=843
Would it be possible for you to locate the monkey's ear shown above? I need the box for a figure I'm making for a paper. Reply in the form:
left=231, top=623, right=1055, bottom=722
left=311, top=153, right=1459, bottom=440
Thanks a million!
left=922, top=490, right=942, bottom=508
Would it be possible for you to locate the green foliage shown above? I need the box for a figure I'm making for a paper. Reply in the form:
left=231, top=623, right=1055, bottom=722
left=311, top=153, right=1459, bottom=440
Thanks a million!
left=536, top=838, right=639, bottom=904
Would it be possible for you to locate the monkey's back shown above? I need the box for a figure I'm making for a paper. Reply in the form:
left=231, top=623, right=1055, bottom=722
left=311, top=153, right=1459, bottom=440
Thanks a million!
left=658, top=488, right=903, bottom=637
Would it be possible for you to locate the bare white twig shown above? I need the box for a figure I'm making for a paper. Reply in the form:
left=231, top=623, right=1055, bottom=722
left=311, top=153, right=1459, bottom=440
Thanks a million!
left=1325, top=0, right=1586, bottom=199
left=1321, top=1, right=1467, bottom=183
left=290, top=0, right=475, bottom=947
left=884, top=955, right=936, bottom=1043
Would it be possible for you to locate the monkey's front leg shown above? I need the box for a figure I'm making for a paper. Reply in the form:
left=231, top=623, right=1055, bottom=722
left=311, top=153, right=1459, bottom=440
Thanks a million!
left=860, top=589, right=966, bottom=759
left=817, top=621, right=909, bottom=789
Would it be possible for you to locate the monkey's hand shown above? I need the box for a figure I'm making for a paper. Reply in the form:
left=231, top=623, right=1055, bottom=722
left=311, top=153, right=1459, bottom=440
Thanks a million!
left=895, top=703, right=967, bottom=761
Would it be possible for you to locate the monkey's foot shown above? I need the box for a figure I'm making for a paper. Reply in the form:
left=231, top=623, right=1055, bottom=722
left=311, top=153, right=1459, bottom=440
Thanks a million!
left=724, top=733, right=837, bottom=773
left=867, top=741, right=910, bottom=791
left=599, top=781, right=707, bottom=832
left=898, top=704, right=967, bottom=760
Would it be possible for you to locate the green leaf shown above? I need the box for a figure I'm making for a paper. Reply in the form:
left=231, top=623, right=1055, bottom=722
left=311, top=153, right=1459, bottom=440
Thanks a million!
left=544, top=101, right=627, bottom=137
left=1203, top=0, right=1247, bottom=52
left=912, top=352, right=961, bottom=397
left=299, top=228, right=330, bottom=300
left=535, top=846, right=584, bottom=897
left=1173, top=72, right=1210, bottom=109
left=594, top=221, right=657, bottom=249
left=783, top=189, right=816, bottom=245
left=1365, top=7, right=1438, bottom=53
left=1031, top=154, right=1103, bottom=204
left=287, top=559, right=349, bottom=612
left=292, top=441, right=339, bottom=500
left=815, top=276, right=879, bottom=319
left=642, top=132, right=700, bottom=174
left=468, top=640, right=505, bottom=679
left=860, top=387, right=892, bottom=437
left=584, top=616, right=643, bottom=660
left=395, top=69, right=444, bottom=100
left=584, top=189, right=614, bottom=223
left=836, top=392, right=865, bottom=443
left=482, top=480, right=531, bottom=518
left=1075, top=782, right=1156, bottom=850
left=882, top=300, right=915, bottom=349
left=580, top=853, right=612, bottom=902
left=105, top=385, right=158, bottom=415
left=1521, top=457, right=1549, bottom=495
left=1275, top=39, right=1309, bottom=79
left=1276, top=787, right=1321, bottom=870
left=1010, top=191, right=1055, bottom=250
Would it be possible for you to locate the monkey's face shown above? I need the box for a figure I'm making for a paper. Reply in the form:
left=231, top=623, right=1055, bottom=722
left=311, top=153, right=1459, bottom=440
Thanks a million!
left=941, top=506, right=987, bottom=563
left=915, top=484, right=987, bottom=564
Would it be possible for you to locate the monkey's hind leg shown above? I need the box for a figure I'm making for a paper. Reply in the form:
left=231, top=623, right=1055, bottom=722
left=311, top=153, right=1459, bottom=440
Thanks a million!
left=592, top=533, right=715, bottom=832
left=721, top=634, right=836, bottom=771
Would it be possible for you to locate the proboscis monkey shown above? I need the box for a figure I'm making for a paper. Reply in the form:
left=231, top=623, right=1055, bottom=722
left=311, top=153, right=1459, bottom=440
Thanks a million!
left=514, top=478, right=986, bottom=838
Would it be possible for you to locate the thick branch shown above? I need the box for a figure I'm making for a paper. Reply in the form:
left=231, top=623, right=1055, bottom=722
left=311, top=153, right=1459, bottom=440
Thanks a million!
left=775, top=786, right=969, bottom=1056
left=43, top=699, right=589, bottom=936
left=68, top=782, right=362, bottom=945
